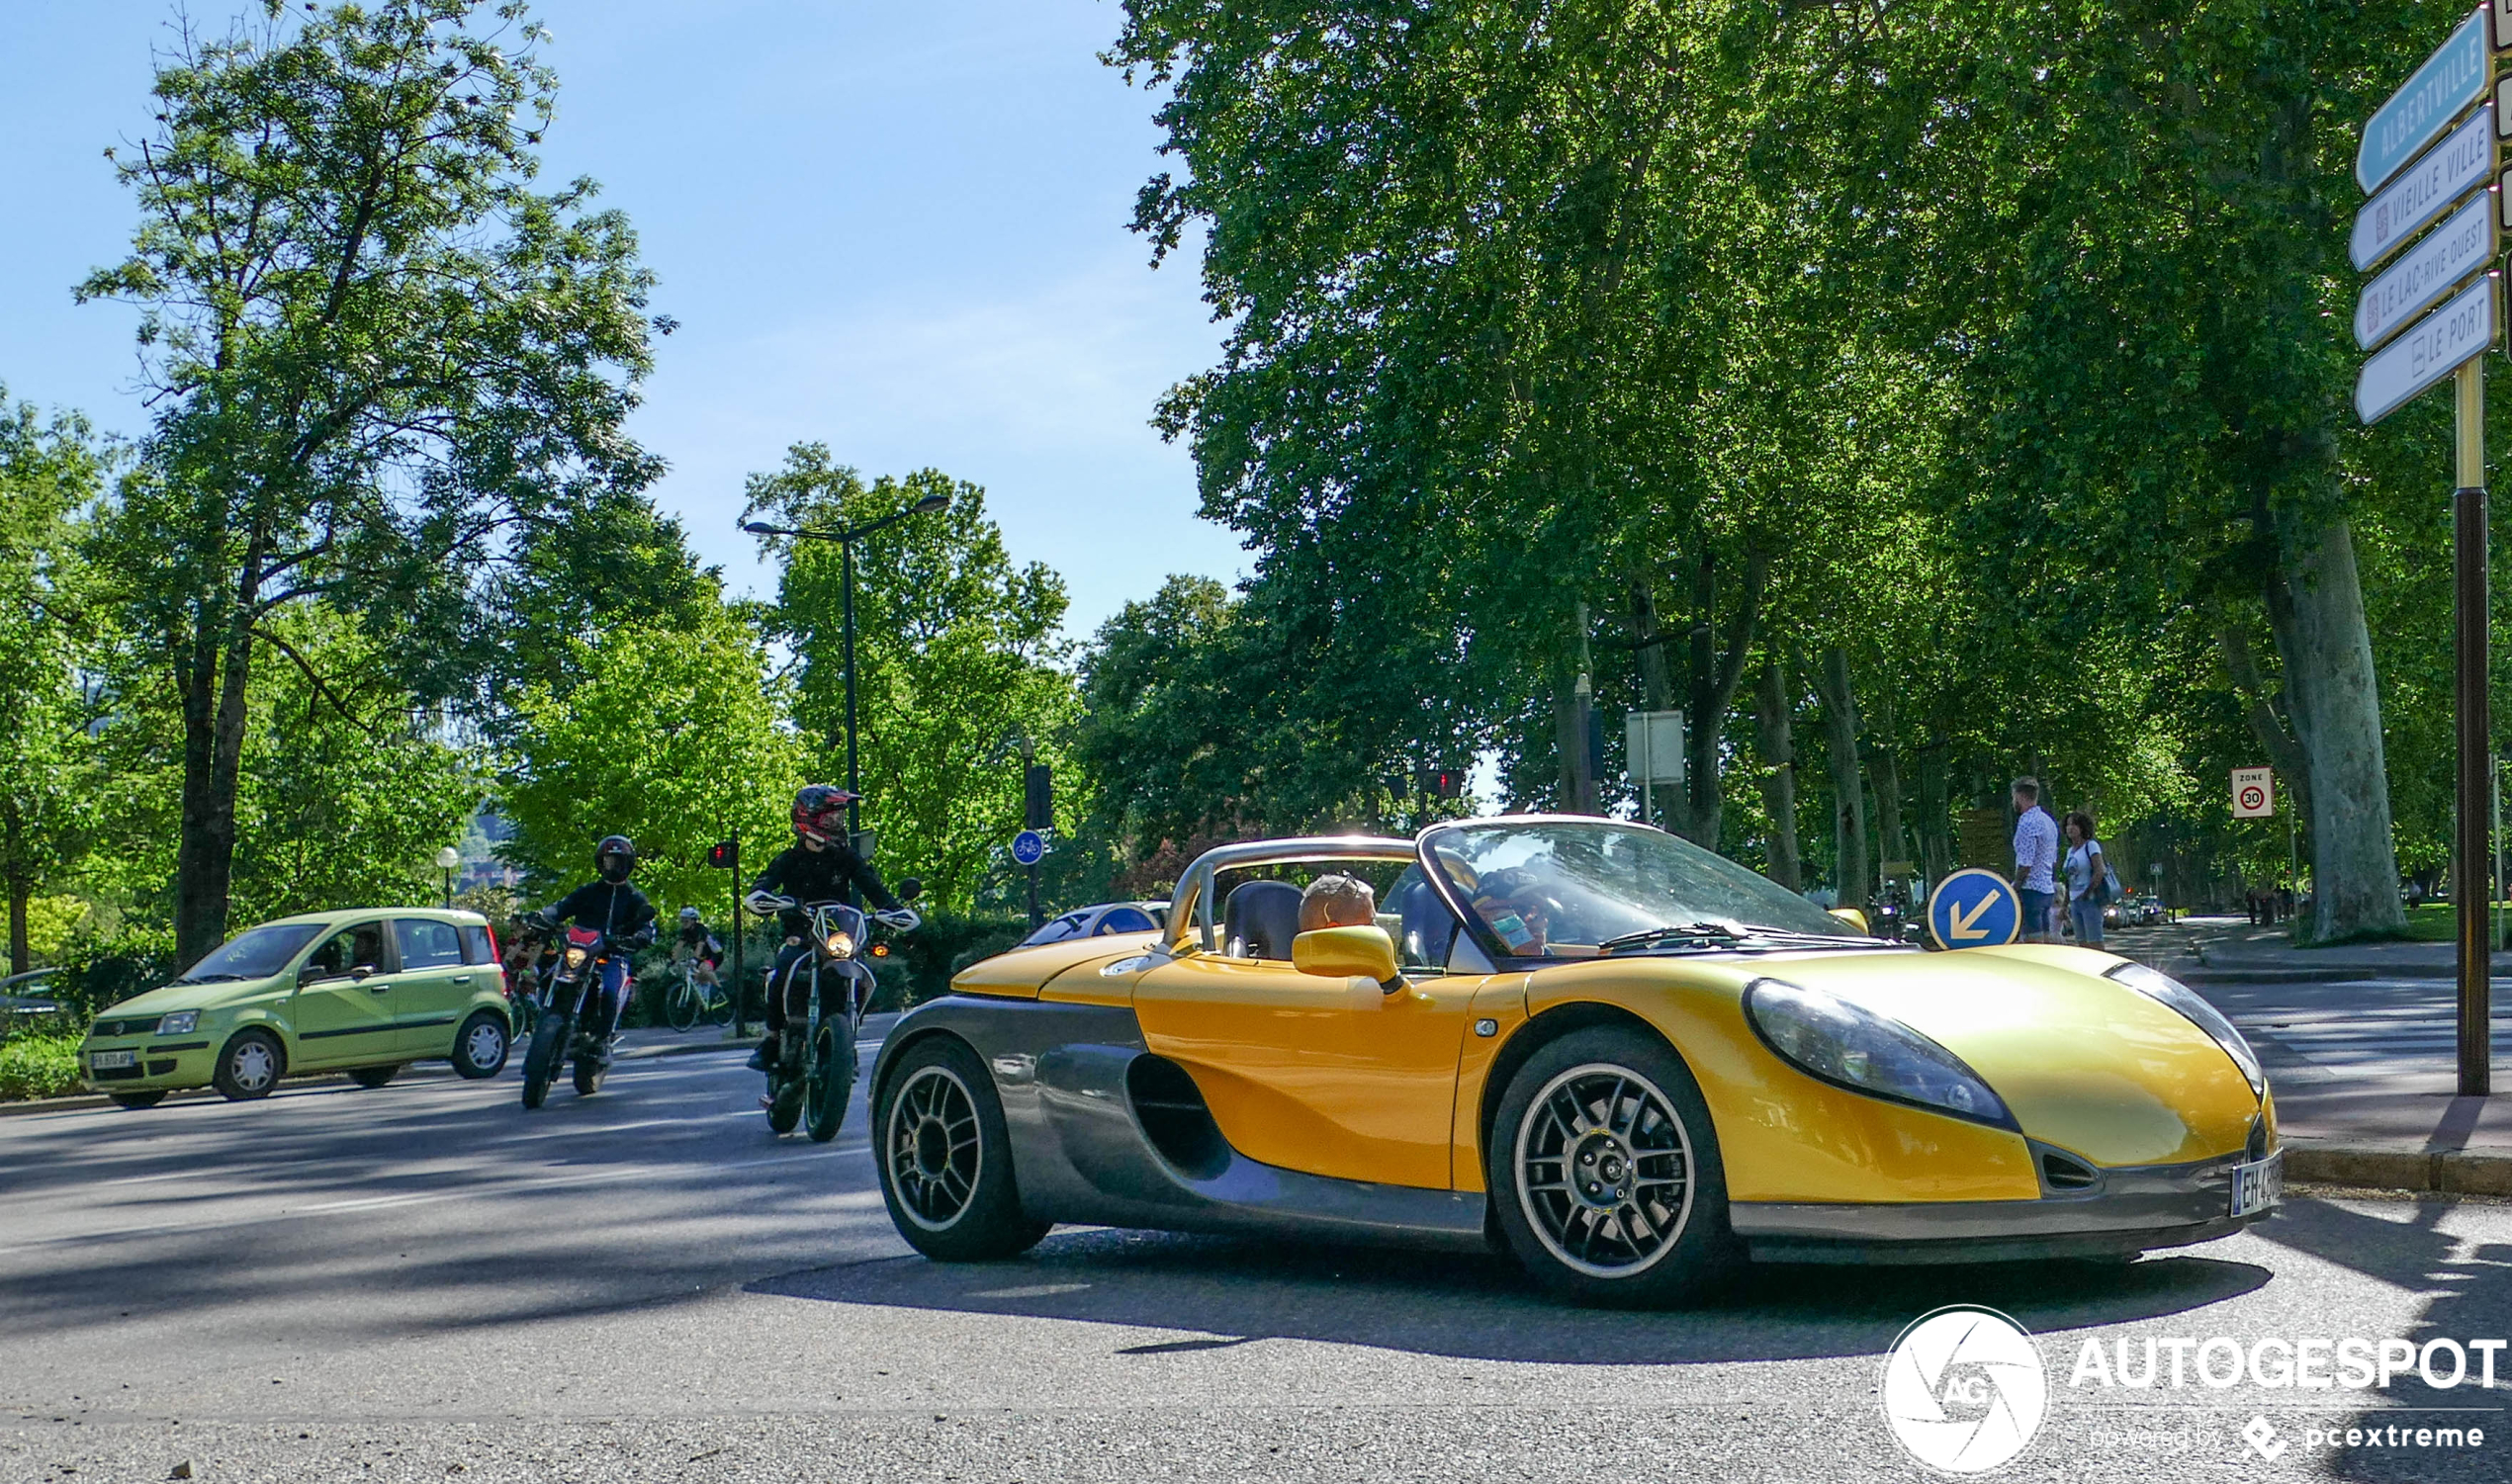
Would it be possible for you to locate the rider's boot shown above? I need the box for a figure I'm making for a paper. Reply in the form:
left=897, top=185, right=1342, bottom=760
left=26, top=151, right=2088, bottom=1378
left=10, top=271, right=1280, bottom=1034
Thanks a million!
left=746, top=1032, right=778, bottom=1074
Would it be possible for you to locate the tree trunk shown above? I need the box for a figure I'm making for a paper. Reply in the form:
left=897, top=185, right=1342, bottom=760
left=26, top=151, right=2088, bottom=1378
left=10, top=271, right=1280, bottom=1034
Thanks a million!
left=1810, top=646, right=1869, bottom=910
left=2266, top=519, right=2405, bottom=940
left=2219, top=625, right=2314, bottom=826
left=1671, top=551, right=1763, bottom=851
left=1629, top=576, right=1674, bottom=829
left=174, top=570, right=262, bottom=965
left=1752, top=655, right=1801, bottom=892
left=1916, top=740, right=1953, bottom=884
left=1867, top=686, right=1908, bottom=874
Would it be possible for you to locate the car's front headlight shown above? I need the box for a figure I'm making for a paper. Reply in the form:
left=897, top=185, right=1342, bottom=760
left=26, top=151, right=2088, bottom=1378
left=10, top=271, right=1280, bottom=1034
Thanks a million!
left=1744, top=978, right=2014, bottom=1127
left=2105, top=962, right=2266, bottom=1098
left=157, top=1010, right=199, bottom=1035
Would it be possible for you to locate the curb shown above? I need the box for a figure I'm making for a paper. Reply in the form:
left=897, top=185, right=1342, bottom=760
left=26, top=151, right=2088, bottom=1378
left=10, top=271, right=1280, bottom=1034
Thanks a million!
left=2284, top=1140, right=2512, bottom=1196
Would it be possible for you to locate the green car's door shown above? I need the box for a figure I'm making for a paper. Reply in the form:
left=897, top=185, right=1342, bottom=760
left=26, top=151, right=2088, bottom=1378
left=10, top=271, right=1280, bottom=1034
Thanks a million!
left=288, top=919, right=399, bottom=1068
left=390, top=917, right=477, bottom=1057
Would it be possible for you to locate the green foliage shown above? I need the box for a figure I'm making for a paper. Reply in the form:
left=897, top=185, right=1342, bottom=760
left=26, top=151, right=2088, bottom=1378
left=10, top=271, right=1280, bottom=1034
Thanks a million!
left=0, top=1025, right=82, bottom=1102
left=744, top=448, right=1077, bottom=912
left=497, top=606, right=804, bottom=910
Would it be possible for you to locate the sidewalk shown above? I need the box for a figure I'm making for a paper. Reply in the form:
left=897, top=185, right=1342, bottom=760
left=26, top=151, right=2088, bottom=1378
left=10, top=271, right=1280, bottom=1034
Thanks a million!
left=2103, top=917, right=2512, bottom=1191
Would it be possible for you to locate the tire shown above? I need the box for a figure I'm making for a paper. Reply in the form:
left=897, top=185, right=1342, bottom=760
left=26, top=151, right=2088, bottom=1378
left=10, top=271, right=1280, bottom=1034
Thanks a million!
left=765, top=1046, right=803, bottom=1134
left=664, top=972, right=700, bottom=1030
left=1484, top=1025, right=1740, bottom=1308
left=875, top=1036, right=1048, bottom=1261
left=347, top=1064, right=401, bottom=1090
left=521, top=1011, right=569, bottom=1110
left=573, top=1056, right=606, bottom=1097
left=110, top=1091, right=166, bottom=1110
left=212, top=1029, right=286, bottom=1101
left=805, top=1020, right=852, bottom=1143
left=451, top=1010, right=509, bottom=1079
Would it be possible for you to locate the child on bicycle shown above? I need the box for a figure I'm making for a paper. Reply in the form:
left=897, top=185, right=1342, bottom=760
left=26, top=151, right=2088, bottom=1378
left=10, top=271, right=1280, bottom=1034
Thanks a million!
left=673, top=907, right=725, bottom=989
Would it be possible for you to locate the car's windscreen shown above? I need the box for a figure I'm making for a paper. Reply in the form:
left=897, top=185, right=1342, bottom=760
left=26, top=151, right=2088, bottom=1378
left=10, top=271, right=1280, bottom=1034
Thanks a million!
left=175, top=922, right=327, bottom=983
left=1422, top=821, right=1869, bottom=958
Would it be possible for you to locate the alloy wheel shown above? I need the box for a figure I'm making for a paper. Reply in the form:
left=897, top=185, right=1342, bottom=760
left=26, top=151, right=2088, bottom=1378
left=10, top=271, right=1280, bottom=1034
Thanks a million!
left=1513, top=1062, right=1695, bottom=1278
left=886, top=1065, right=982, bottom=1230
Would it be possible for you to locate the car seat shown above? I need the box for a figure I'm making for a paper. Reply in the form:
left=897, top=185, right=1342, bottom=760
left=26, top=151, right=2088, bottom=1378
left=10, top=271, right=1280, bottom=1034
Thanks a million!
left=1221, top=880, right=1303, bottom=960
left=1396, top=877, right=1459, bottom=968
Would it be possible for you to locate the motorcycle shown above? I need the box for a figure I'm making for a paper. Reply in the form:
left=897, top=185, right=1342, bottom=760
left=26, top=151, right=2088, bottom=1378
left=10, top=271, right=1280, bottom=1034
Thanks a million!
left=519, top=923, right=623, bottom=1108
left=753, top=882, right=920, bottom=1143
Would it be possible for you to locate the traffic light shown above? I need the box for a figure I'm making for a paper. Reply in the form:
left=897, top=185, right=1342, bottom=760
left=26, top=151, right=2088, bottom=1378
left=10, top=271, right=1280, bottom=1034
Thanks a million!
left=705, top=838, right=738, bottom=870
left=1025, top=763, right=1053, bottom=829
left=1415, top=766, right=1464, bottom=799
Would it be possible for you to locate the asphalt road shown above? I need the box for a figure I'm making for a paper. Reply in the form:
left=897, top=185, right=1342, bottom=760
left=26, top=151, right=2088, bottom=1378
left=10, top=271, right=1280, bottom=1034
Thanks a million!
left=5, top=1042, right=2511, bottom=1484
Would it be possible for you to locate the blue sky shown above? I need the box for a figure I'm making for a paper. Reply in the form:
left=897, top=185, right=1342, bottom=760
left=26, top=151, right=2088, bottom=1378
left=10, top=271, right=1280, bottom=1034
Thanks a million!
left=0, top=0, right=1246, bottom=640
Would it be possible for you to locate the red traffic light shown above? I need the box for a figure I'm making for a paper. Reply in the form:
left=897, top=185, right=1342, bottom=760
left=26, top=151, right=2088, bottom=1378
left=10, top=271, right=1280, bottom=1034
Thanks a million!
left=705, top=840, right=738, bottom=869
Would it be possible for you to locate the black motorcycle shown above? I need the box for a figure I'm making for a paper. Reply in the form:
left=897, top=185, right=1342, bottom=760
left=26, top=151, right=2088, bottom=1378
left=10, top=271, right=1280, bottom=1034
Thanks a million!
left=519, top=923, right=620, bottom=1108
left=756, top=882, right=919, bottom=1142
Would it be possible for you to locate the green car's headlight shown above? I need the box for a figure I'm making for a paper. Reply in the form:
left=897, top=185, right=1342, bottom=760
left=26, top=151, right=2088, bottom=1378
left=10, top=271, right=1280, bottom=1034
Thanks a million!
left=1744, top=978, right=2014, bottom=1128
left=158, top=1010, right=199, bottom=1035
left=2105, top=962, right=2266, bottom=1098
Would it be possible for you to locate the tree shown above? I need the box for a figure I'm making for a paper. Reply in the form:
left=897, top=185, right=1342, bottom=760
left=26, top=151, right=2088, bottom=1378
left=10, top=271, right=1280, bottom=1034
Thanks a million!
left=0, top=394, right=105, bottom=974
left=498, top=607, right=803, bottom=910
left=744, top=448, right=1075, bottom=912
left=80, top=0, right=670, bottom=961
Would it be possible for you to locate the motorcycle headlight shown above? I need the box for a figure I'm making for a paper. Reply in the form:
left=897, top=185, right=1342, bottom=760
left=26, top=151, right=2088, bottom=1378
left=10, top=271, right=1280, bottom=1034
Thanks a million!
left=564, top=947, right=587, bottom=968
left=1744, top=978, right=2014, bottom=1127
left=2105, top=962, right=2266, bottom=1098
left=824, top=932, right=854, bottom=960
left=157, top=1010, right=199, bottom=1035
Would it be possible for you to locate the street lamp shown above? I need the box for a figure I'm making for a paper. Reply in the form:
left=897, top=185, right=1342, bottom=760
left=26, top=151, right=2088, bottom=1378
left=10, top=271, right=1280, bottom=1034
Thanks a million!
left=742, top=491, right=952, bottom=863
left=434, top=845, right=461, bottom=910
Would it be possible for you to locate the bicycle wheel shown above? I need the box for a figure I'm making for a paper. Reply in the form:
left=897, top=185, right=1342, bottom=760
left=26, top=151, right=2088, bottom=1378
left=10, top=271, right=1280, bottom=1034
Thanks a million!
left=664, top=967, right=700, bottom=1030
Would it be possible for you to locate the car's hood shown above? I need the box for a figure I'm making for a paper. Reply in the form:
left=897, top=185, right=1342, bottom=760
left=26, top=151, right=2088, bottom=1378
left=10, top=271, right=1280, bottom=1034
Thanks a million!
left=96, top=975, right=286, bottom=1020
left=1754, top=945, right=2260, bottom=1166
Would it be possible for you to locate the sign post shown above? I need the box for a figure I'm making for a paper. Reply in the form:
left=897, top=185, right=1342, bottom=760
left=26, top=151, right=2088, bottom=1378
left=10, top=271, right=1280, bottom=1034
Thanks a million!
left=1012, top=829, right=1047, bottom=930
left=2354, top=7, right=2499, bottom=1096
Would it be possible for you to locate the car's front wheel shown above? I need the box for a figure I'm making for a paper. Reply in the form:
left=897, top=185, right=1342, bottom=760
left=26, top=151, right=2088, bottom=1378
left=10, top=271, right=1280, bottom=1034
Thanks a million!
left=213, top=1029, right=285, bottom=1102
left=874, top=1037, right=1047, bottom=1261
left=451, top=1010, right=509, bottom=1079
left=1486, top=1025, right=1740, bottom=1307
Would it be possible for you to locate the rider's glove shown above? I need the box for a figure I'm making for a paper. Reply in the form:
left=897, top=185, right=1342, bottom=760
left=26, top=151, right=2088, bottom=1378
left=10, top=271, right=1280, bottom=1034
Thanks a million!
left=872, top=906, right=922, bottom=933
left=744, top=891, right=788, bottom=918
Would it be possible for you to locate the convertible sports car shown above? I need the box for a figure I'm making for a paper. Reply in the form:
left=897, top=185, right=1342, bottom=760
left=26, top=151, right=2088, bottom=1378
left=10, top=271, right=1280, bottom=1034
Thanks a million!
left=868, top=817, right=2279, bottom=1305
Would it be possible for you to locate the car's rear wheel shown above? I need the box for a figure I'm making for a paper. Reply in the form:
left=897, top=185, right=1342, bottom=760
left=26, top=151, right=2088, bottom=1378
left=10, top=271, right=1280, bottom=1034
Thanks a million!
left=347, top=1064, right=401, bottom=1089
left=451, top=1010, right=509, bottom=1079
left=212, top=1029, right=285, bottom=1101
left=109, top=1091, right=166, bottom=1110
left=1486, top=1026, right=1739, bottom=1307
left=875, top=1037, right=1047, bottom=1261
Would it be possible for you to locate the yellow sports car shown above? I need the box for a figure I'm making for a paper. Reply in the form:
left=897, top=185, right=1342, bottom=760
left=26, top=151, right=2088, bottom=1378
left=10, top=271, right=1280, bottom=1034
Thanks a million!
left=868, top=817, right=2278, bottom=1305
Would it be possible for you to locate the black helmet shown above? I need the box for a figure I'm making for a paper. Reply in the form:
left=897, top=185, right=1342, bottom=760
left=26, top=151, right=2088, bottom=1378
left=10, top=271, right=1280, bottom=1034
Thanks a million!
left=791, top=784, right=858, bottom=846
left=594, top=834, right=638, bottom=883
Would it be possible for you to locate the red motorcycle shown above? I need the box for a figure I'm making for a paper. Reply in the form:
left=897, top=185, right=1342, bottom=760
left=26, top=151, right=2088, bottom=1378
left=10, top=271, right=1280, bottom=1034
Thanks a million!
left=519, top=924, right=620, bottom=1108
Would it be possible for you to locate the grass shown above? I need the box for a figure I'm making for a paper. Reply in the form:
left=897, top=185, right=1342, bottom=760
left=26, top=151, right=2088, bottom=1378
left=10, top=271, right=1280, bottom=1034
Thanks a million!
left=0, top=1023, right=83, bottom=1101
left=2389, top=901, right=2512, bottom=946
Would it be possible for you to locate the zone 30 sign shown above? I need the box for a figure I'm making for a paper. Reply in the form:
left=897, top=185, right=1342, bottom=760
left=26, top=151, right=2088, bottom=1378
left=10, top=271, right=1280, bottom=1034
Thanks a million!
left=2231, top=767, right=2275, bottom=820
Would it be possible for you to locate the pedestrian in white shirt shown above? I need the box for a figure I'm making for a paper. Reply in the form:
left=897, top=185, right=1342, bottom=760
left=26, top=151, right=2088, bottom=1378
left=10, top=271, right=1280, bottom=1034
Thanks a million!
left=2011, top=777, right=2060, bottom=943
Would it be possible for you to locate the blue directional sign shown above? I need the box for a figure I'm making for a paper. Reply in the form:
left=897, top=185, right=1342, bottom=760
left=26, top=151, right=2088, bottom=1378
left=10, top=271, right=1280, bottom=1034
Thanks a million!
left=2358, top=7, right=2491, bottom=195
left=1927, top=868, right=2022, bottom=950
left=1011, top=829, right=1046, bottom=866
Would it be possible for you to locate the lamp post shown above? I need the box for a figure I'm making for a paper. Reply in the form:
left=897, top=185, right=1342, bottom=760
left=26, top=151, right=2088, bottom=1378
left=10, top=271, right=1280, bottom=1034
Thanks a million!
left=435, top=846, right=461, bottom=910
left=743, top=491, right=951, bottom=859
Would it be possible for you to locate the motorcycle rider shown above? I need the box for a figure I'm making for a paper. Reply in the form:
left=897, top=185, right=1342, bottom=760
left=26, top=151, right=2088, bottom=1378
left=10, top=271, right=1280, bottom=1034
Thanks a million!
left=744, top=784, right=920, bottom=1073
left=526, top=834, right=659, bottom=1066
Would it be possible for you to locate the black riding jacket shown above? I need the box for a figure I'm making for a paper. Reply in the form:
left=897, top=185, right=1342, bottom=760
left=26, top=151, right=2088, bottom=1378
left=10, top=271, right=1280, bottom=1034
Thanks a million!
left=750, top=840, right=899, bottom=935
left=544, top=880, right=659, bottom=950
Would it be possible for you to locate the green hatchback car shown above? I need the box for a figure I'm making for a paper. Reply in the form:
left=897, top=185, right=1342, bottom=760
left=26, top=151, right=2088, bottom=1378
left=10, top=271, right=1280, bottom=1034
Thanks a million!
left=79, top=908, right=514, bottom=1108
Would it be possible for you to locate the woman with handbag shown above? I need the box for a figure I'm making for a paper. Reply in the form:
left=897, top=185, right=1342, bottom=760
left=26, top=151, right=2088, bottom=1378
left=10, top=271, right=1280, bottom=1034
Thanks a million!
left=2062, top=812, right=2114, bottom=947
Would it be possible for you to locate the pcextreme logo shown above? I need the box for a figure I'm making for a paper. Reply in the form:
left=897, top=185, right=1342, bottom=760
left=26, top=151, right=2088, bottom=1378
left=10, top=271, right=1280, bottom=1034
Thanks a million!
left=1882, top=1306, right=2050, bottom=1473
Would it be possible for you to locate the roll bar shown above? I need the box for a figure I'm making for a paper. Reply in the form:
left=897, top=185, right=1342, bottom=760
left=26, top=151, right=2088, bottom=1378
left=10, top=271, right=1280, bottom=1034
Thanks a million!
left=1165, top=835, right=1417, bottom=953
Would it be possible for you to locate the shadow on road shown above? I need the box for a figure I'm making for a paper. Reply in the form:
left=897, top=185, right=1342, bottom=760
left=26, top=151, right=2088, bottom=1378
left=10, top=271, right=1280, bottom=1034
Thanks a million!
left=751, top=1218, right=2273, bottom=1366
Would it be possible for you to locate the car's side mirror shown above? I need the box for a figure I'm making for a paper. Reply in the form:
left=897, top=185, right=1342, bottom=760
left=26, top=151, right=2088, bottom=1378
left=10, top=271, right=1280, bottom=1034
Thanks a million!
left=1830, top=907, right=1870, bottom=934
left=1292, top=925, right=1404, bottom=994
left=896, top=877, right=924, bottom=904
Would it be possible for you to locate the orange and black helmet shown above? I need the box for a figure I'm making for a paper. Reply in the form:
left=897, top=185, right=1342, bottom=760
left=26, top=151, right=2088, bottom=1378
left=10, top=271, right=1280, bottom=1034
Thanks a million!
left=791, top=784, right=859, bottom=846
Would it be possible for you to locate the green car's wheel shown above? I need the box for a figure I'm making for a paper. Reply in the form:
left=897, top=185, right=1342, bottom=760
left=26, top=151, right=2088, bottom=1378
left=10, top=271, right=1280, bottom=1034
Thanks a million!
left=451, top=1010, right=509, bottom=1079
left=109, top=1091, right=166, bottom=1110
left=347, top=1064, right=401, bottom=1089
left=1485, top=1026, right=1740, bottom=1308
left=875, top=1036, right=1047, bottom=1262
left=212, top=1029, right=285, bottom=1101
left=805, top=1020, right=852, bottom=1143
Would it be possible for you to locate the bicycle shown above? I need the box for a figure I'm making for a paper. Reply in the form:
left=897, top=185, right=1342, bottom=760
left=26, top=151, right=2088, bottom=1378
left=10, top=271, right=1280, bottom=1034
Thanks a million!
left=661, top=953, right=733, bottom=1029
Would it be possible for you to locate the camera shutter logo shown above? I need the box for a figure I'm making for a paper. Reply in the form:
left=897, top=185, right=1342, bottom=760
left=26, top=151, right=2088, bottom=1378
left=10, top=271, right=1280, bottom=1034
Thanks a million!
left=1881, top=1306, right=2048, bottom=1473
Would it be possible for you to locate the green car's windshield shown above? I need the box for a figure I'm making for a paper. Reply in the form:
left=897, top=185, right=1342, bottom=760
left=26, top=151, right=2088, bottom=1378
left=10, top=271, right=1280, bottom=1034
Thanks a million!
left=1421, top=820, right=1876, bottom=958
left=174, top=921, right=326, bottom=984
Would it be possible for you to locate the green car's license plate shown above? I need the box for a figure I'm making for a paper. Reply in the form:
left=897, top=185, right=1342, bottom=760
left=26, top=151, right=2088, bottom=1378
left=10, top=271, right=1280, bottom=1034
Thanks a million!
left=2230, top=1151, right=2283, bottom=1218
left=89, top=1049, right=136, bottom=1071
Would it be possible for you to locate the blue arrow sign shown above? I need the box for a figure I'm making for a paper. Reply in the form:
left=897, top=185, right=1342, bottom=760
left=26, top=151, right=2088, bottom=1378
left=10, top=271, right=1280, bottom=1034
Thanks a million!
left=2359, top=8, right=2492, bottom=196
left=1011, top=829, right=1046, bottom=866
left=1927, top=868, right=2022, bottom=950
